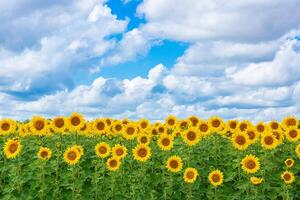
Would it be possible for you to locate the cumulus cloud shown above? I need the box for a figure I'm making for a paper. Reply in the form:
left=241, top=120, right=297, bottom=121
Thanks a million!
left=137, top=0, right=300, bottom=42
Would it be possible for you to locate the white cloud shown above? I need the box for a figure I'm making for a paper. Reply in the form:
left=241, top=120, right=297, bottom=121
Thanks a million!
left=137, top=0, right=300, bottom=42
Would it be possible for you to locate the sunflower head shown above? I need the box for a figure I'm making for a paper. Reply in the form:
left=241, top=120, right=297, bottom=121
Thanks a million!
left=137, top=133, right=151, bottom=145
left=238, top=120, right=251, bottom=132
left=106, top=157, right=121, bottom=171
left=281, top=171, right=295, bottom=184
left=250, top=177, right=263, bottom=185
left=37, top=147, right=52, bottom=161
left=93, top=118, right=107, bottom=135
left=95, top=142, right=111, bottom=158
left=123, top=123, right=137, bottom=140
left=255, top=122, right=268, bottom=134
left=132, top=144, right=151, bottom=162
left=227, top=120, right=238, bottom=132
left=245, top=128, right=259, bottom=144
left=208, top=170, right=224, bottom=187
left=183, top=168, right=198, bottom=184
left=209, top=116, right=224, bottom=132
left=157, top=124, right=166, bottom=134
left=165, top=115, right=177, bottom=128
left=112, top=121, right=123, bottom=135
left=187, top=116, right=200, bottom=127
left=241, top=154, right=260, bottom=174
left=285, top=158, right=295, bottom=168
left=139, top=119, right=150, bottom=130
left=269, top=121, right=280, bottom=131
left=158, top=134, right=174, bottom=151
left=0, top=119, right=17, bottom=135
left=3, top=138, right=22, bottom=159
left=177, top=120, right=189, bottom=130
left=112, top=144, right=127, bottom=159
left=51, top=117, right=66, bottom=133
left=166, top=156, right=183, bottom=173
left=282, top=116, right=299, bottom=130
left=182, top=127, right=201, bottom=146
left=64, top=147, right=81, bottom=165
left=232, top=132, right=250, bottom=151
left=285, top=127, right=300, bottom=142
left=67, top=112, right=84, bottom=131
left=261, top=133, right=278, bottom=150
left=198, top=120, right=211, bottom=136
left=30, top=116, right=47, bottom=135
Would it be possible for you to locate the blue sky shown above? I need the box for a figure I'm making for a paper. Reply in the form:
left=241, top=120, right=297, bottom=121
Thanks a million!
left=0, top=0, right=300, bottom=121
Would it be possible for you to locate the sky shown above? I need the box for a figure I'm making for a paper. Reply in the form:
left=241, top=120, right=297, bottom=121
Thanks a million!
left=0, top=0, right=300, bottom=122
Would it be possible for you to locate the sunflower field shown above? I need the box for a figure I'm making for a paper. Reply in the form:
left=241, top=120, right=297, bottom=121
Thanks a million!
left=0, top=114, right=300, bottom=200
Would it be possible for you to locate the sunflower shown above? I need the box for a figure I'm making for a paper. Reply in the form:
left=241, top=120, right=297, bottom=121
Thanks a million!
left=241, top=154, right=260, bottom=174
left=95, top=142, right=111, bottom=158
left=139, top=119, right=150, bottom=130
left=272, top=130, right=284, bottom=145
left=182, top=127, right=201, bottom=146
left=281, top=116, right=299, bottom=130
left=187, top=116, right=200, bottom=127
left=183, top=168, right=198, bottom=183
left=67, top=112, right=84, bottom=131
left=281, top=171, right=295, bottom=184
left=112, top=121, right=123, bottom=135
left=18, top=124, right=29, bottom=137
left=231, top=132, right=250, bottom=150
left=209, top=116, right=224, bottom=132
left=105, top=118, right=112, bottom=126
left=112, top=144, right=127, bottom=159
left=208, top=170, right=224, bottom=187
left=64, top=147, right=81, bottom=165
left=250, top=177, right=263, bottom=185
left=171, top=128, right=181, bottom=138
left=0, top=119, right=17, bottom=135
left=158, top=134, right=174, bottom=151
left=285, top=158, right=295, bottom=168
left=295, top=144, right=300, bottom=158
left=238, top=120, right=251, bottom=132
left=132, top=144, right=151, bottom=162
left=177, top=120, right=189, bottom=130
left=137, top=133, right=151, bottom=145
left=51, top=116, right=66, bottom=133
left=268, top=121, right=281, bottom=131
left=166, top=156, right=183, bottom=173
left=79, top=122, right=91, bottom=136
left=245, top=128, right=259, bottom=144
left=4, top=138, right=22, bottom=159
left=37, top=147, right=52, bottom=161
left=226, top=120, right=239, bottom=133
left=285, top=127, right=300, bottom=142
left=93, top=118, right=107, bottom=135
left=165, top=115, right=177, bottom=128
left=30, top=116, right=47, bottom=135
left=122, top=123, right=137, bottom=140
left=261, top=133, right=278, bottom=150
left=157, top=124, right=166, bottom=134
left=198, top=120, right=211, bottom=136
left=255, top=122, right=268, bottom=135
left=106, top=157, right=121, bottom=171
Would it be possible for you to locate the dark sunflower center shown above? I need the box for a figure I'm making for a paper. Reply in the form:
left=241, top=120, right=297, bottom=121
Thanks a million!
left=168, top=119, right=175, bottom=126
left=247, top=131, right=255, bottom=140
left=257, top=125, right=264, bottom=132
left=141, top=122, right=147, bottom=129
left=212, top=174, right=220, bottom=182
left=9, top=143, right=18, bottom=153
left=71, top=117, right=80, bottom=126
left=191, top=118, right=198, bottom=126
left=158, top=127, right=165, bottom=133
left=97, top=122, right=105, bottom=130
left=245, top=160, right=256, bottom=169
left=140, top=137, right=148, bottom=144
left=35, top=120, right=45, bottom=130
left=170, top=160, right=179, bottom=169
left=127, top=127, right=135, bottom=135
left=230, top=122, right=237, bottom=129
left=186, top=171, right=195, bottom=179
left=235, top=135, right=246, bottom=145
left=240, top=123, right=247, bottom=131
left=162, top=138, right=170, bottom=146
left=264, top=136, right=273, bottom=145
left=284, top=173, right=291, bottom=181
left=98, top=146, right=107, bottom=154
left=180, top=122, right=188, bottom=128
left=271, top=122, right=278, bottom=129
left=287, top=119, right=296, bottom=126
left=212, top=120, right=220, bottom=127
left=187, top=131, right=196, bottom=141
left=137, top=148, right=147, bottom=157
left=110, top=160, right=117, bottom=167
left=55, top=118, right=64, bottom=128
left=67, top=151, right=77, bottom=161
left=199, top=124, right=208, bottom=132
left=106, top=119, right=112, bottom=125
left=116, top=148, right=124, bottom=156
left=286, top=160, right=293, bottom=166
left=115, top=124, right=122, bottom=131
left=289, top=130, right=297, bottom=138
left=41, top=151, right=48, bottom=158
left=1, top=123, right=10, bottom=131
